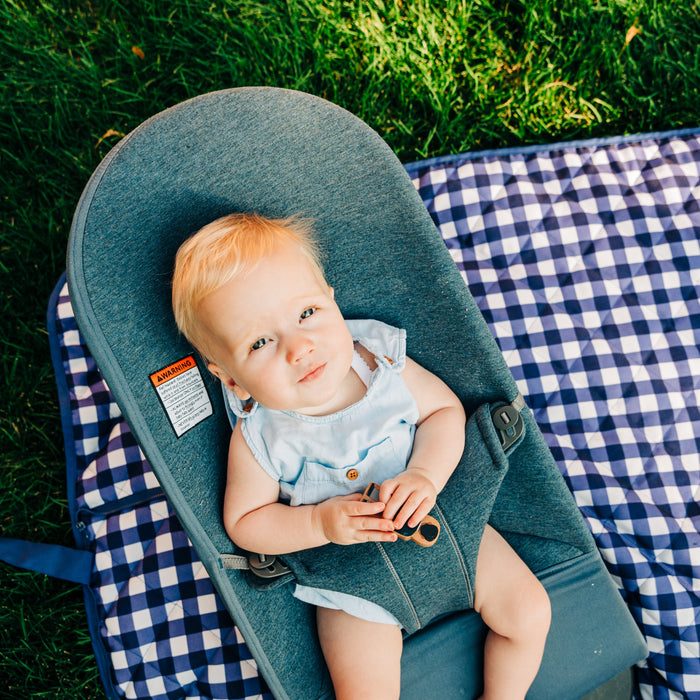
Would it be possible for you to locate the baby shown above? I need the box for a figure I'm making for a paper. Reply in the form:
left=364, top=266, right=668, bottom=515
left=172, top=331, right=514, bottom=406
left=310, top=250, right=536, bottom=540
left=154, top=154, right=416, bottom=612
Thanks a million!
left=172, top=213, right=551, bottom=700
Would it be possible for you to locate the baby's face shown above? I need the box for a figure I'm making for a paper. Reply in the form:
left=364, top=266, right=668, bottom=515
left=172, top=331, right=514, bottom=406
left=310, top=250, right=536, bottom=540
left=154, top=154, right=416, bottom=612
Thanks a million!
left=199, top=242, right=354, bottom=415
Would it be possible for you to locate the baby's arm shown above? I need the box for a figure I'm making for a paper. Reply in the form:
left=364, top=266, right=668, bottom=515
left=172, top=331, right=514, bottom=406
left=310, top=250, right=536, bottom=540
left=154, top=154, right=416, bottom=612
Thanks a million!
left=223, top=423, right=397, bottom=555
left=379, top=357, right=466, bottom=529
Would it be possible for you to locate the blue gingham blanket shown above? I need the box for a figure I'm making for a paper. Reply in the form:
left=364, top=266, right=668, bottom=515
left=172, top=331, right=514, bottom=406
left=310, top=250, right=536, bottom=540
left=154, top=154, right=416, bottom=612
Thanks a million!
left=49, top=129, right=700, bottom=700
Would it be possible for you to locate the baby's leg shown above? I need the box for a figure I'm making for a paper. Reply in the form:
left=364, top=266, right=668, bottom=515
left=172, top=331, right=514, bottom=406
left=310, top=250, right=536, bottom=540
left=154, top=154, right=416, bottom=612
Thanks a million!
left=316, top=606, right=402, bottom=700
left=474, top=524, right=551, bottom=700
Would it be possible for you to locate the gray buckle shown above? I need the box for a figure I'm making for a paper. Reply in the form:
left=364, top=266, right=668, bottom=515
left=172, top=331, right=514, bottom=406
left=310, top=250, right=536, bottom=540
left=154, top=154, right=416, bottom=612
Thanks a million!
left=491, top=403, right=524, bottom=451
left=248, top=553, right=292, bottom=580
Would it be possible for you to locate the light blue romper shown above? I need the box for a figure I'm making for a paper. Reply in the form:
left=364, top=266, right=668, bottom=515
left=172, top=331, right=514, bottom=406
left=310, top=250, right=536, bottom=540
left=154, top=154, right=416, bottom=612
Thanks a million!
left=223, top=319, right=419, bottom=625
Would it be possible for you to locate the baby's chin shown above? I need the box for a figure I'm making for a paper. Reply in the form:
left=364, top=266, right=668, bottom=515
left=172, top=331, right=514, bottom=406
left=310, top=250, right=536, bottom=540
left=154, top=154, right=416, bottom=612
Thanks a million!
left=295, top=373, right=354, bottom=417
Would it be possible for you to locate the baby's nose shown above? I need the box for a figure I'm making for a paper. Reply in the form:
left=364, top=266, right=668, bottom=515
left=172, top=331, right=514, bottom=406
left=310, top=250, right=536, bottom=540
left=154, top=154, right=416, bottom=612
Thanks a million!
left=286, top=334, right=314, bottom=363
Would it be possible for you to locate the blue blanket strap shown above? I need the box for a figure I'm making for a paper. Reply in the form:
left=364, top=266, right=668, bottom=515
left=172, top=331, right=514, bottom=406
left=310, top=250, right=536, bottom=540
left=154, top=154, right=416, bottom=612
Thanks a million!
left=0, top=537, right=93, bottom=585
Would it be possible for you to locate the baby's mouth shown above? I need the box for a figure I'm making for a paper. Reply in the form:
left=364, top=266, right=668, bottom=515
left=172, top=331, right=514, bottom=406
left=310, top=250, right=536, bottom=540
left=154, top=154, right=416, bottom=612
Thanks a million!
left=299, top=363, right=326, bottom=383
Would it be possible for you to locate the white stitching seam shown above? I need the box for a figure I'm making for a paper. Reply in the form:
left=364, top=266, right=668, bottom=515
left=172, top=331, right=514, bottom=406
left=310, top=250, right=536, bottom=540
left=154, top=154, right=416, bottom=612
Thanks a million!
left=374, top=542, right=421, bottom=630
left=434, top=503, right=473, bottom=607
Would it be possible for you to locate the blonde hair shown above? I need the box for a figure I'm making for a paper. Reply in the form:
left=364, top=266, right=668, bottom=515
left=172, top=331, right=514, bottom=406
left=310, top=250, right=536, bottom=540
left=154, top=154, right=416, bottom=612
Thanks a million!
left=172, top=212, right=325, bottom=355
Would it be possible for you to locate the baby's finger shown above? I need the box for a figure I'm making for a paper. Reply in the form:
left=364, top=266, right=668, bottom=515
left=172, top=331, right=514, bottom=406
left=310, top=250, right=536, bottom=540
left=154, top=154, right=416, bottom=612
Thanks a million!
left=349, top=499, right=386, bottom=517
left=378, top=479, right=399, bottom=508
left=381, top=484, right=409, bottom=520
left=393, top=494, right=427, bottom=529
left=359, top=516, right=395, bottom=533
left=405, top=500, right=432, bottom=529
left=359, top=522, right=398, bottom=543
left=366, top=531, right=398, bottom=543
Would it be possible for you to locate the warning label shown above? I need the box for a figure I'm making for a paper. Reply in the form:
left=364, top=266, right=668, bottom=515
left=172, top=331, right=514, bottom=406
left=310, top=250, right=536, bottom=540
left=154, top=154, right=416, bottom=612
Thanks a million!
left=149, top=356, right=213, bottom=437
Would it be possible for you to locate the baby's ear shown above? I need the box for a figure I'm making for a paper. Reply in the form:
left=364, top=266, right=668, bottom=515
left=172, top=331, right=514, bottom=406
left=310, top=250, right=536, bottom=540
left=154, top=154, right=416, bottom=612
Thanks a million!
left=207, top=363, right=251, bottom=401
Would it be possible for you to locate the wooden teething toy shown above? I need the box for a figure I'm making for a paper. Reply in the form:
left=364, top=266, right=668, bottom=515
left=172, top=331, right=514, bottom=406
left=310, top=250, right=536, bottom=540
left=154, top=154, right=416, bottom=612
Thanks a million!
left=361, top=482, right=440, bottom=547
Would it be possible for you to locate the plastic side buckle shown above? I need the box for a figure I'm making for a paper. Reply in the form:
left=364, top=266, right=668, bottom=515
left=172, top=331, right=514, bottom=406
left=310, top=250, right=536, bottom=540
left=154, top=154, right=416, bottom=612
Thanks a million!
left=491, top=403, right=524, bottom=452
left=248, top=552, right=292, bottom=580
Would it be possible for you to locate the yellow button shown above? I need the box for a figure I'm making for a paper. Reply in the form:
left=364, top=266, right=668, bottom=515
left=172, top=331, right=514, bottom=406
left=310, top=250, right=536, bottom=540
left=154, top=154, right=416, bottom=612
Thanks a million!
left=347, top=469, right=359, bottom=481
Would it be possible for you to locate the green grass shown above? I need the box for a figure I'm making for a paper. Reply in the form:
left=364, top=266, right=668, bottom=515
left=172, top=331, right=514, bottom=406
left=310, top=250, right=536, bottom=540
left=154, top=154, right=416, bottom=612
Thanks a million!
left=1, top=0, right=699, bottom=696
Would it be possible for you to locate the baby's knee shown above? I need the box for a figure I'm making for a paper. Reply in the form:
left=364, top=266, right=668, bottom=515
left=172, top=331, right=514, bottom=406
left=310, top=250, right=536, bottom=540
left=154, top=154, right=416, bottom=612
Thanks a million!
left=517, top=576, right=551, bottom=641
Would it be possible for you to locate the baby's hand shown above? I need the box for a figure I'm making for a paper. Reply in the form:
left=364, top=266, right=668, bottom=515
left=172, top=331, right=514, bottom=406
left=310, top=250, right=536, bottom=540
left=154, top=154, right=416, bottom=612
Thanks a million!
left=312, top=493, right=397, bottom=546
left=379, top=470, right=437, bottom=531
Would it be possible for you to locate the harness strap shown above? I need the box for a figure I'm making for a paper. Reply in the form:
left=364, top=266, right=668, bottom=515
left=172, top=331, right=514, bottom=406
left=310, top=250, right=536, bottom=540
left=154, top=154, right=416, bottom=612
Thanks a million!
left=511, top=393, right=526, bottom=412
left=226, top=395, right=527, bottom=608
left=219, top=554, right=250, bottom=570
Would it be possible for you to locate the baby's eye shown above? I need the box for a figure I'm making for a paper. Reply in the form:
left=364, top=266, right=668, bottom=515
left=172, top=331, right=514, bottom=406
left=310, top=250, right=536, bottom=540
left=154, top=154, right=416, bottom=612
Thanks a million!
left=251, top=337, right=269, bottom=351
left=300, top=307, right=316, bottom=320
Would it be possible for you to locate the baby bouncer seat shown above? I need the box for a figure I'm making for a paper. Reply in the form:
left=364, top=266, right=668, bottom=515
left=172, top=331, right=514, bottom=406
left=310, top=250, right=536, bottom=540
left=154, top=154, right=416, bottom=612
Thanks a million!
left=67, top=87, right=647, bottom=699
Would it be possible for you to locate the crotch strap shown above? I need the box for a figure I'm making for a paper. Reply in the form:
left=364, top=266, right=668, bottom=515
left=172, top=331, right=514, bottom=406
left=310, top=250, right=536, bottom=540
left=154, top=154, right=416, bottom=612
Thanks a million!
left=278, top=401, right=521, bottom=634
